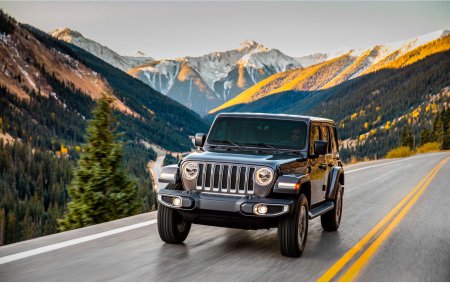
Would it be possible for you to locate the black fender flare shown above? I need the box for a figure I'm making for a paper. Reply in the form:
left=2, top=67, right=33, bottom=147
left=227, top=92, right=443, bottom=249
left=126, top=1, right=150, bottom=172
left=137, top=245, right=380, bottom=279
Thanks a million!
left=158, top=164, right=181, bottom=184
left=273, top=174, right=310, bottom=195
left=326, top=166, right=344, bottom=200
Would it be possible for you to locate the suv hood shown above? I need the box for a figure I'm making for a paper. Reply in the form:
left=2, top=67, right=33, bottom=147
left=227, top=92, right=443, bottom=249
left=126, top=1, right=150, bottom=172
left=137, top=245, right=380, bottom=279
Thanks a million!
left=183, top=150, right=305, bottom=169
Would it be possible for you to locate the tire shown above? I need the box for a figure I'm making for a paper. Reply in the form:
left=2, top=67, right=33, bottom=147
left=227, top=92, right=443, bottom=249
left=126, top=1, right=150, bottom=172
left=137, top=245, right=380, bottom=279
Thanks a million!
left=278, top=194, right=309, bottom=258
left=321, top=183, right=343, bottom=231
left=157, top=183, right=191, bottom=244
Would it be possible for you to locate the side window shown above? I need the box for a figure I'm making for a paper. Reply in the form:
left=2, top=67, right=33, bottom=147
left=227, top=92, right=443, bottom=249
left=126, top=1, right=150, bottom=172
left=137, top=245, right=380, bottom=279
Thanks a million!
left=309, top=124, right=321, bottom=154
left=329, top=126, right=338, bottom=153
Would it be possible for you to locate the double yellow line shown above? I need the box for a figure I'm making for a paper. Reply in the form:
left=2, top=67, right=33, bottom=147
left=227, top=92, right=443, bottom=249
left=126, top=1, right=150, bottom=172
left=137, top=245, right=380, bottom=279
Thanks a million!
left=317, top=156, right=449, bottom=282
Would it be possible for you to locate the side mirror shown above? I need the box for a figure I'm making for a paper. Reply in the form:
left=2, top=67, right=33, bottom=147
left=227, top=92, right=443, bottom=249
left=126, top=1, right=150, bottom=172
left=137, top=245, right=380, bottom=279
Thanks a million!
left=194, top=133, right=206, bottom=147
left=314, top=140, right=328, bottom=155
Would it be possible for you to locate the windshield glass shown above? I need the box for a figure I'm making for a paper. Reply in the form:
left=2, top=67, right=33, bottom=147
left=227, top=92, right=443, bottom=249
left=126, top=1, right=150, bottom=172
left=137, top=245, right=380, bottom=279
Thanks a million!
left=207, top=117, right=308, bottom=149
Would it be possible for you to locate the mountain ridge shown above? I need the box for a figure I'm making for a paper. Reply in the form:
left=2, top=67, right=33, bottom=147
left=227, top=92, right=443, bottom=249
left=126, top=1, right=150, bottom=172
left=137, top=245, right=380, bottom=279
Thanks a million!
left=128, top=40, right=301, bottom=115
left=210, top=30, right=450, bottom=114
left=51, top=27, right=154, bottom=72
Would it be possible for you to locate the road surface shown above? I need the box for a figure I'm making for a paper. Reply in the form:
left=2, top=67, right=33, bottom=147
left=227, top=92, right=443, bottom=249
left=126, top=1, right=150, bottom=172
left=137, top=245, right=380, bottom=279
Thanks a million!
left=1, top=152, right=449, bottom=281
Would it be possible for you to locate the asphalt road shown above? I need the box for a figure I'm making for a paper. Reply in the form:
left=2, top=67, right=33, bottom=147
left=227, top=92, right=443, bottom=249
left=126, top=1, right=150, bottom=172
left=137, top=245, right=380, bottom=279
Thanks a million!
left=1, top=152, right=449, bottom=281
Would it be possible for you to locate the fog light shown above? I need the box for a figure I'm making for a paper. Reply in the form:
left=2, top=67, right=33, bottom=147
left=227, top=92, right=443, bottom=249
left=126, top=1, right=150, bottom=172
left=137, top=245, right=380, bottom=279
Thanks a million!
left=172, top=197, right=182, bottom=207
left=255, top=204, right=268, bottom=215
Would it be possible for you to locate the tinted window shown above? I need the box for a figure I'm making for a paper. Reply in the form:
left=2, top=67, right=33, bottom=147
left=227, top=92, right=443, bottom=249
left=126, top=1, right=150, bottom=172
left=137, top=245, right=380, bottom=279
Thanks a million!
left=207, top=117, right=308, bottom=149
left=309, top=124, right=321, bottom=154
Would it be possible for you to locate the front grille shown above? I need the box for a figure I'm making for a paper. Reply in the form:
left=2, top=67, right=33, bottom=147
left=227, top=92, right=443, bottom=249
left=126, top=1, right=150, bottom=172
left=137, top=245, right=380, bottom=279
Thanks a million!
left=196, top=162, right=256, bottom=195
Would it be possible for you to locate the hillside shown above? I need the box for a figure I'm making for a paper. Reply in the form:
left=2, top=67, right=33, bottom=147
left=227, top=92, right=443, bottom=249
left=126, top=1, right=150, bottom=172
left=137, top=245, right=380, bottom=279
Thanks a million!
left=128, top=40, right=300, bottom=115
left=26, top=26, right=209, bottom=152
left=210, top=30, right=450, bottom=113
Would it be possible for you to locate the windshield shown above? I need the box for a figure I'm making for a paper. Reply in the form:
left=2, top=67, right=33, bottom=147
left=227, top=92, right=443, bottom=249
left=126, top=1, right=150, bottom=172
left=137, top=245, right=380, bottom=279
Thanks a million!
left=207, top=117, right=308, bottom=150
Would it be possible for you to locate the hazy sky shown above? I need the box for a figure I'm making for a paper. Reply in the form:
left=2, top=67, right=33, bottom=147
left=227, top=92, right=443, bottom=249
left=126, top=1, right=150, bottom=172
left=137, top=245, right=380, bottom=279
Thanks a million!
left=2, top=1, right=450, bottom=59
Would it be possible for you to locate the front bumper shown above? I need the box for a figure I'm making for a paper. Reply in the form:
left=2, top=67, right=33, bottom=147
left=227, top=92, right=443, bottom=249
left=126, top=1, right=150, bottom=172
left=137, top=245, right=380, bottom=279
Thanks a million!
left=157, top=189, right=294, bottom=217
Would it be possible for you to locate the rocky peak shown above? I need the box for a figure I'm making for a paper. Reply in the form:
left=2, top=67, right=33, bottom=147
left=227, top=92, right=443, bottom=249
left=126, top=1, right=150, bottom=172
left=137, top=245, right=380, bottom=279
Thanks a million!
left=51, top=27, right=83, bottom=39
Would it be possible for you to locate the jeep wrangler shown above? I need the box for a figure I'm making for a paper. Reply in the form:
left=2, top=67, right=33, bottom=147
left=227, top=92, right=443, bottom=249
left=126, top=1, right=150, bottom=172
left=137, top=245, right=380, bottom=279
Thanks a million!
left=157, top=113, right=344, bottom=257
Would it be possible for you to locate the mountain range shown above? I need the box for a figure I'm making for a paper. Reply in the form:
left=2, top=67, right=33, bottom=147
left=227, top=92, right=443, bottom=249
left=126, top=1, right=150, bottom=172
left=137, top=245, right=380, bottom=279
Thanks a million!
left=50, top=29, right=302, bottom=115
left=50, top=27, right=450, bottom=119
left=127, top=40, right=301, bottom=114
left=210, top=30, right=450, bottom=113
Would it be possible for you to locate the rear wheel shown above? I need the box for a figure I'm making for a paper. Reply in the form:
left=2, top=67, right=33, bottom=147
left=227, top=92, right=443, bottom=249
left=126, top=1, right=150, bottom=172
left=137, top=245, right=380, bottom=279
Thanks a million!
left=321, top=183, right=343, bottom=231
left=278, top=194, right=309, bottom=258
left=157, top=184, right=191, bottom=244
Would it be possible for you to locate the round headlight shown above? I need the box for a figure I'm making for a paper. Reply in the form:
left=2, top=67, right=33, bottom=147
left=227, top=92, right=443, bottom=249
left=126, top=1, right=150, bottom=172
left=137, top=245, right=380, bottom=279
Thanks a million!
left=255, top=168, right=274, bottom=186
left=183, top=162, right=199, bottom=180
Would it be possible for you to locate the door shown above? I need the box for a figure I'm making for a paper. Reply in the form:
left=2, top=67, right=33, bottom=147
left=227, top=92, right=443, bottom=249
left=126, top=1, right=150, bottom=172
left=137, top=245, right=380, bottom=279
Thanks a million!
left=309, top=124, right=327, bottom=205
left=321, top=125, right=334, bottom=198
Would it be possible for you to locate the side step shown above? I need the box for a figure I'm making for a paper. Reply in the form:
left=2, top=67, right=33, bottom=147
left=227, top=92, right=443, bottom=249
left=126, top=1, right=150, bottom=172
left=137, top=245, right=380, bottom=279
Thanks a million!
left=309, top=201, right=334, bottom=219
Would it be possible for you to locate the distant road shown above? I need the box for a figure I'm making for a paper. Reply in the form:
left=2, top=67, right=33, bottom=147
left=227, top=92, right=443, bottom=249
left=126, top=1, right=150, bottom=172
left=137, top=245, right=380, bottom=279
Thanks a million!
left=1, top=152, right=449, bottom=281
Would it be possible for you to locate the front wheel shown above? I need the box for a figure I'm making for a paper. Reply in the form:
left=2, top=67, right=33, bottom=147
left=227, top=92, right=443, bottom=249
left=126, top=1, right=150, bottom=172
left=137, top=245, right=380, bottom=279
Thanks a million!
left=157, top=184, right=191, bottom=244
left=278, top=194, right=309, bottom=258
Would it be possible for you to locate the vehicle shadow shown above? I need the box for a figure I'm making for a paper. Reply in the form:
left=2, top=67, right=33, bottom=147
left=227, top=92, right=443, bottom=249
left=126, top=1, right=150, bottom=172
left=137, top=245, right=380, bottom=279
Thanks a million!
left=153, top=224, right=345, bottom=281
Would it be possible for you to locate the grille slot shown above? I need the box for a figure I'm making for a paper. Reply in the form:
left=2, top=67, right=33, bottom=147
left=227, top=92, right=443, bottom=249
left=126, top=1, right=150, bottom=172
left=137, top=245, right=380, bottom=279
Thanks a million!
left=213, top=165, right=220, bottom=191
left=247, top=167, right=255, bottom=194
left=196, top=163, right=204, bottom=187
left=196, top=162, right=256, bottom=195
left=204, top=164, right=212, bottom=191
left=238, top=167, right=246, bottom=193
left=221, top=165, right=229, bottom=192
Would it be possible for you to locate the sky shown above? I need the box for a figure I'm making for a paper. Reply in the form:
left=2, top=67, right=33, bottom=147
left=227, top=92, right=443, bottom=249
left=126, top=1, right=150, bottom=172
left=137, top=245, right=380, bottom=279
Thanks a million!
left=1, top=1, right=450, bottom=59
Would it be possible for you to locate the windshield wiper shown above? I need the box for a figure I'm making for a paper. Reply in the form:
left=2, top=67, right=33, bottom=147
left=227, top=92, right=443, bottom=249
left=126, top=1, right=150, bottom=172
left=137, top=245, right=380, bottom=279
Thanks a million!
left=210, top=140, right=244, bottom=150
left=257, top=143, right=280, bottom=153
left=243, top=142, right=281, bottom=153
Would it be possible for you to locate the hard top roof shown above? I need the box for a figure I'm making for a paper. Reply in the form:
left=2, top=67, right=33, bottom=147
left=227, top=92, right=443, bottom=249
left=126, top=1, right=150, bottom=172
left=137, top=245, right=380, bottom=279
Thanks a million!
left=216, top=112, right=335, bottom=124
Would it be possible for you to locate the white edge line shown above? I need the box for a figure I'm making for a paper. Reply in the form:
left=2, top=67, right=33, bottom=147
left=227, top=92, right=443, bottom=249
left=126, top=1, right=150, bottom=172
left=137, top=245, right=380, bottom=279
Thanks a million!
left=0, top=219, right=157, bottom=265
left=345, top=153, right=443, bottom=174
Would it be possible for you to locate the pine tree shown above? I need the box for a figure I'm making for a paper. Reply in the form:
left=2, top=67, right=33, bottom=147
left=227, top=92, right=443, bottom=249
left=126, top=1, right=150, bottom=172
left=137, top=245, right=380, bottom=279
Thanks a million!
left=441, top=109, right=450, bottom=150
left=420, top=127, right=431, bottom=145
left=400, top=126, right=414, bottom=149
left=59, top=96, right=140, bottom=231
left=431, top=112, right=443, bottom=144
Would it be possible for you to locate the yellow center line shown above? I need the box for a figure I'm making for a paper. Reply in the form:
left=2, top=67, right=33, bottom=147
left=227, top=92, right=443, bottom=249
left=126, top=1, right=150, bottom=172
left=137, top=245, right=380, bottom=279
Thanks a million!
left=317, top=157, right=449, bottom=282
left=338, top=157, right=448, bottom=281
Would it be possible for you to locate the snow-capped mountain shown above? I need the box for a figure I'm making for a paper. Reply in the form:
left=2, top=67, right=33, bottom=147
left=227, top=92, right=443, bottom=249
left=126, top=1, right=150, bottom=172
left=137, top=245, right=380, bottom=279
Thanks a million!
left=128, top=40, right=301, bottom=115
left=295, top=50, right=350, bottom=67
left=211, top=30, right=450, bottom=113
left=51, top=28, right=153, bottom=71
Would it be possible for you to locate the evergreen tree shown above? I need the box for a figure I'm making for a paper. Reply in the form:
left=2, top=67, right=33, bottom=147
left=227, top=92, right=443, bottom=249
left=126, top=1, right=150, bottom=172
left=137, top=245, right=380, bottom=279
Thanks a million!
left=431, top=112, right=443, bottom=145
left=59, top=96, right=140, bottom=231
left=400, top=126, right=414, bottom=149
left=441, top=109, right=450, bottom=150
left=420, top=127, right=431, bottom=145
